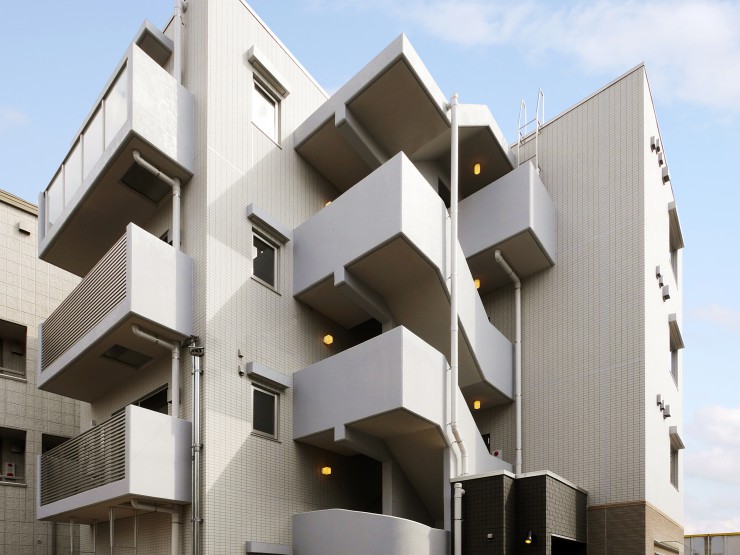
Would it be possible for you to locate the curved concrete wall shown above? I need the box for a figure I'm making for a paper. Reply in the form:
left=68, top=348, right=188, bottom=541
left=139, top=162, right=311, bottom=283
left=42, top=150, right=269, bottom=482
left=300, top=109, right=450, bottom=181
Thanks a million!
left=293, top=509, right=448, bottom=555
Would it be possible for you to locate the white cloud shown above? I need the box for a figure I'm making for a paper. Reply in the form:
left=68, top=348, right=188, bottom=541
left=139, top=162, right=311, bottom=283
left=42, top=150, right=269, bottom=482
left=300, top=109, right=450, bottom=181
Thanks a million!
left=686, top=405, right=740, bottom=482
left=0, top=106, right=30, bottom=129
left=318, top=0, right=740, bottom=115
left=691, top=303, right=740, bottom=330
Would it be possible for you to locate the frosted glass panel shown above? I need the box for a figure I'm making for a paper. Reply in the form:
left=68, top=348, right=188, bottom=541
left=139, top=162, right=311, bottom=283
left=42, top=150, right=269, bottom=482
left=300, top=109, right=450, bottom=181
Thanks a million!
left=65, top=141, right=82, bottom=204
left=47, top=172, right=64, bottom=227
left=83, top=108, right=104, bottom=179
left=727, top=536, right=740, bottom=555
left=105, top=65, right=128, bottom=148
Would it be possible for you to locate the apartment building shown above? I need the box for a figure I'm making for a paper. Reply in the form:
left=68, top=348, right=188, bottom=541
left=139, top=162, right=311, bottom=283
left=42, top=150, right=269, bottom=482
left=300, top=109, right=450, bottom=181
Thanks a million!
left=32, top=1, right=685, bottom=554
left=0, top=190, right=81, bottom=553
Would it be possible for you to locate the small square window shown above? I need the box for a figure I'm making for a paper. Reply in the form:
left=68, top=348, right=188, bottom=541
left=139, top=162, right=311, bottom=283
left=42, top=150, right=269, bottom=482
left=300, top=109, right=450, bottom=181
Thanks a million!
left=0, top=427, right=26, bottom=484
left=253, top=80, right=278, bottom=141
left=0, top=319, right=27, bottom=380
left=252, top=232, right=277, bottom=289
left=252, top=386, right=277, bottom=439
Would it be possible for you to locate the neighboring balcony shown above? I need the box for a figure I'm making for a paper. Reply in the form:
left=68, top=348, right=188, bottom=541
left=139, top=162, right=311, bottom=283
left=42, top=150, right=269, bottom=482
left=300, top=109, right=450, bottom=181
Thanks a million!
left=39, top=28, right=195, bottom=277
left=293, top=510, right=448, bottom=555
left=458, top=161, right=556, bottom=292
left=38, top=223, right=193, bottom=402
left=37, top=405, right=191, bottom=523
left=293, top=152, right=513, bottom=407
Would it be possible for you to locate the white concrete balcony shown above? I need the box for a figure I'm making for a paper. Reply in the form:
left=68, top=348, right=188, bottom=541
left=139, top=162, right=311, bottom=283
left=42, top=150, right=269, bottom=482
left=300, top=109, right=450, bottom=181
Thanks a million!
left=294, top=327, right=510, bottom=525
left=459, top=161, right=556, bottom=292
left=39, top=25, right=194, bottom=277
left=38, top=223, right=193, bottom=402
left=293, top=510, right=448, bottom=555
left=293, top=152, right=512, bottom=407
left=37, top=405, right=191, bottom=523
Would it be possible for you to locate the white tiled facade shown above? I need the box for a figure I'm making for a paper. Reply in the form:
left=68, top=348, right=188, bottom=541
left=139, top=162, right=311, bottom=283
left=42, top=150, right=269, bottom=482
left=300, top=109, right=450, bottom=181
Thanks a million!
left=29, top=1, right=684, bottom=554
left=0, top=192, right=81, bottom=554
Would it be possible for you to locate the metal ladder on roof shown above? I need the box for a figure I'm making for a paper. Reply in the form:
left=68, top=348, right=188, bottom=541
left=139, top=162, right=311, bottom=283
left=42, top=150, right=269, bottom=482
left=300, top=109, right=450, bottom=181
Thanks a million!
left=516, top=89, right=545, bottom=172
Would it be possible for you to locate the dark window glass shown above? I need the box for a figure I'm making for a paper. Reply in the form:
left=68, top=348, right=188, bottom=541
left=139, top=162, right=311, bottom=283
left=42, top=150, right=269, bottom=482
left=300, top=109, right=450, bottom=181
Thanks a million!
left=253, top=234, right=275, bottom=287
left=253, top=388, right=276, bottom=437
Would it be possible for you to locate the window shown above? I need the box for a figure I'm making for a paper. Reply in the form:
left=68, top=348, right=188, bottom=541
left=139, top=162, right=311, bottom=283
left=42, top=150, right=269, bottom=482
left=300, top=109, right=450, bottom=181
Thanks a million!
left=42, top=434, right=70, bottom=453
left=113, top=386, right=169, bottom=417
left=0, top=427, right=26, bottom=484
left=252, top=232, right=277, bottom=289
left=0, top=319, right=27, bottom=380
left=252, top=386, right=278, bottom=439
left=670, top=444, right=679, bottom=489
left=253, top=80, right=278, bottom=141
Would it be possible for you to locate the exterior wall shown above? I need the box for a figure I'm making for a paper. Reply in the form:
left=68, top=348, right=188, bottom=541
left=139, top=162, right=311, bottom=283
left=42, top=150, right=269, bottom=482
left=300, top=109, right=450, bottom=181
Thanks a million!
left=200, top=1, right=362, bottom=552
left=457, top=473, right=586, bottom=555
left=641, top=71, right=684, bottom=524
left=588, top=501, right=682, bottom=555
left=0, top=193, right=81, bottom=553
left=508, top=68, right=647, bottom=505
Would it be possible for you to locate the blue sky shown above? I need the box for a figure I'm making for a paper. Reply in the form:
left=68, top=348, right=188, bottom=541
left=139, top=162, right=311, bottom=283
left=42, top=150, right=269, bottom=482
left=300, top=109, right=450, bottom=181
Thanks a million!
left=2, top=0, right=739, bottom=533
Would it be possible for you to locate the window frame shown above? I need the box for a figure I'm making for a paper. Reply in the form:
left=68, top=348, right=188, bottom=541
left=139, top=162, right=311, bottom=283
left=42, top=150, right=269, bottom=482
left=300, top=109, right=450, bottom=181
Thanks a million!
left=251, top=384, right=279, bottom=440
left=252, top=77, right=280, bottom=143
left=251, top=229, right=280, bottom=292
left=0, top=319, right=27, bottom=381
left=669, top=444, right=679, bottom=489
left=0, top=427, right=26, bottom=485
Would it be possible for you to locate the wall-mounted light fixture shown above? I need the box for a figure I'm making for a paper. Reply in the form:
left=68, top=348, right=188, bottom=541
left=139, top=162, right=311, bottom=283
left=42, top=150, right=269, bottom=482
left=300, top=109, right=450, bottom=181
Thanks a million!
left=473, top=400, right=481, bottom=410
left=321, top=466, right=332, bottom=476
left=325, top=201, right=332, bottom=206
left=474, top=278, right=481, bottom=289
left=323, top=334, right=334, bottom=345
left=473, top=163, right=481, bottom=175
left=525, top=531, right=535, bottom=544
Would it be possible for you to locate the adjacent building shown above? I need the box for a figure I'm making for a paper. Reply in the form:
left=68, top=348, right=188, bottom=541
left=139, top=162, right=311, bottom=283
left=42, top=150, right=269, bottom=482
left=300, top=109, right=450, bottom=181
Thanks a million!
left=31, top=1, right=685, bottom=553
left=0, top=191, right=81, bottom=553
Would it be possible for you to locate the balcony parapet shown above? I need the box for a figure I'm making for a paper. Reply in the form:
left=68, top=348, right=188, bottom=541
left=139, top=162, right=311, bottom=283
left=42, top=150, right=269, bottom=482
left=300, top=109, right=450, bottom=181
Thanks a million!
left=37, top=405, right=191, bottom=523
left=458, top=161, right=556, bottom=292
left=38, top=223, right=193, bottom=402
left=39, top=39, right=194, bottom=277
left=293, top=510, right=448, bottom=555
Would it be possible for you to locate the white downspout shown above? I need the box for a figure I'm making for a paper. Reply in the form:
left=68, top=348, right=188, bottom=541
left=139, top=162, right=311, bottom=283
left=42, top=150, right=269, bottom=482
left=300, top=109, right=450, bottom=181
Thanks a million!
left=446, top=93, right=468, bottom=477
left=131, top=324, right=180, bottom=417
left=173, top=0, right=187, bottom=85
left=131, top=500, right=181, bottom=555
left=453, top=482, right=465, bottom=555
left=494, top=250, right=522, bottom=476
left=190, top=346, right=204, bottom=555
left=132, top=150, right=182, bottom=251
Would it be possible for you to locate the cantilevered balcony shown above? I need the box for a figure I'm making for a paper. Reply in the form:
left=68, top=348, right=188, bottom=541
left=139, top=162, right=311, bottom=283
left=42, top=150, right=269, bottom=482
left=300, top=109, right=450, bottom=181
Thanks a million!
left=293, top=35, right=512, bottom=196
left=39, top=24, right=194, bottom=277
left=293, top=510, right=448, bottom=555
left=293, top=152, right=512, bottom=407
left=38, top=223, right=193, bottom=402
left=37, top=405, right=191, bottom=522
left=459, top=161, right=556, bottom=292
left=294, top=327, right=509, bottom=526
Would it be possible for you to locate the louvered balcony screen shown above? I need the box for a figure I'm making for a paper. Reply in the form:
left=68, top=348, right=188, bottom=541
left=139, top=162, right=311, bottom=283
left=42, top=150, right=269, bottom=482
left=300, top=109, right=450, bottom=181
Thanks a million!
left=41, top=234, right=127, bottom=370
left=40, top=412, right=126, bottom=506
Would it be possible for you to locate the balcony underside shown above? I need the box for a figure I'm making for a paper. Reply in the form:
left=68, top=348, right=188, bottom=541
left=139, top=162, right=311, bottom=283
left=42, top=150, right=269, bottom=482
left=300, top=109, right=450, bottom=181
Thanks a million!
left=39, top=312, right=187, bottom=403
left=294, top=35, right=511, bottom=196
left=41, top=132, right=192, bottom=277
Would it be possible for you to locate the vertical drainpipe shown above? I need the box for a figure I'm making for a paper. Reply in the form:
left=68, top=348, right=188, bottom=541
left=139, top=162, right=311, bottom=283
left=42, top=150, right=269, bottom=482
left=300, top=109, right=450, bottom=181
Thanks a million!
left=446, top=93, right=468, bottom=477
left=174, top=0, right=187, bottom=86
left=190, top=345, right=204, bottom=555
left=494, top=250, right=522, bottom=476
left=447, top=93, right=467, bottom=555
